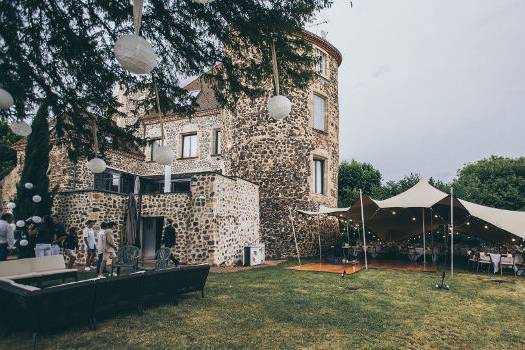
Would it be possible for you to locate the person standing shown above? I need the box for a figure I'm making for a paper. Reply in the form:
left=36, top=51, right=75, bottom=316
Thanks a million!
left=162, top=218, right=179, bottom=266
left=83, top=220, right=96, bottom=271
left=63, top=227, right=79, bottom=269
left=51, top=215, right=66, bottom=255
left=101, top=222, right=117, bottom=276
left=0, top=213, right=15, bottom=261
left=96, top=222, right=108, bottom=275
left=29, top=215, right=55, bottom=257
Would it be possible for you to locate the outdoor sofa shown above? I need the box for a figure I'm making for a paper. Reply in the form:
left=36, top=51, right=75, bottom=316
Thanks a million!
left=0, top=255, right=78, bottom=286
left=0, top=264, right=210, bottom=349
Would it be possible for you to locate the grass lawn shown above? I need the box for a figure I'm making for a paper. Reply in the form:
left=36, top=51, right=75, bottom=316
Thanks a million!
left=2, top=261, right=525, bottom=349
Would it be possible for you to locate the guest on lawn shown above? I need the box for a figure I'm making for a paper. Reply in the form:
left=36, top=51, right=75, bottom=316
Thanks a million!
left=51, top=215, right=67, bottom=256
left=29, top=215, right=55, bottom=257
left=0, top=213, right=15, bottom=261
left=100, top=222, right=117, bottom=277
left=162, top=218, right=179, bottom=266
left=96, top=222, right=109, bottom=275
left=83, top=220, right=96, bottom=271
left=62, top=227, right=79, bottom=269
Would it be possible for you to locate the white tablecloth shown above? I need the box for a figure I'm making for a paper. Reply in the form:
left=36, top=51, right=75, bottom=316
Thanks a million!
left=488, top=253, right=524, bottom=274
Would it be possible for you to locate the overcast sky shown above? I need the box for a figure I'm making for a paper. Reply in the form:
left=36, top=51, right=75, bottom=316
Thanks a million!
left=314, top=0, right=525, bottom=182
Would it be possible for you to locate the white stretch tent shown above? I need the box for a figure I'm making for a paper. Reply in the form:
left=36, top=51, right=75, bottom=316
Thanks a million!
left=296, top=206, right=351, bottom=264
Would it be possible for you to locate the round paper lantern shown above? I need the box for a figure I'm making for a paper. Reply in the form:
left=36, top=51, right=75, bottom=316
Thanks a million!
left=10, top=122, right=32, bottom=137
left=114, top=34, right=157, bottom=74
left=24, top=182, right=34, bottom=190
left=32, top=195, right=42, bottom=203
left=9, top=223, right=16, bottom=231
left=153, top=145, right=174, bottom=165
left=267, top=95, right=292, bottom=120
left=32, top=216, right=42, bottom=224
left=16, top=220, right=26, bottom=228
left=20, top=239, right=29, bottom=247
left=7, top=202, right=16, bottom=209
left=0, top=88, right=14, bottom=109
left=86, top=157, right=107, bottom=173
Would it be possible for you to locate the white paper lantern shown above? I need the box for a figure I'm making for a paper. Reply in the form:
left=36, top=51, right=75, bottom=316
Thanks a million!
left=192, top=0, right=215, bottom=3
left=16, top=220, right=25, bottom=228
left=10, top=122, right=32, bottom=137
left=267, top=95, right=292, bottom=120
left=7, top=202, right=16, bottom=209
left=24, top=182, right=34, bottom=190
left=153, top=145, right=174, bottom=165
left=114, top=34, right=157, bottom=74
left=20, top=239, right=29, bottom=247
left=0, top=88, right=14, bottom=109
left=86, top=157, right=107, bottom=173
left=32, top=216, right=42, bottom=224
left=32, top=195, right=42, bottom=203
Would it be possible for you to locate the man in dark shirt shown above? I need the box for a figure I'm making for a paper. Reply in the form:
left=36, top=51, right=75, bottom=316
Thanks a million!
left=62, top=227, right=79, bottom=268
left=51, top=215, right=66, bottom=255
left=28, top=215, right=55, bottom=257
left=162, top=218, right=179, bottom=266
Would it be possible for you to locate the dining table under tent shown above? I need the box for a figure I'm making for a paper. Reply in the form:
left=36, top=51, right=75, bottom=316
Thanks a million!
left=291, top=206, right=351, bottom=265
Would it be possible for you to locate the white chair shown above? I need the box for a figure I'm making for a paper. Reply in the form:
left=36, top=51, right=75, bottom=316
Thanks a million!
left=477, top=252, right=492, bottom=274
left=500, top=254, right=516, bottom=276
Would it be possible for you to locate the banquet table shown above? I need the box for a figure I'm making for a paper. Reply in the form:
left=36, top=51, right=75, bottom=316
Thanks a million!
left=488, top=253, right=524, bottom=274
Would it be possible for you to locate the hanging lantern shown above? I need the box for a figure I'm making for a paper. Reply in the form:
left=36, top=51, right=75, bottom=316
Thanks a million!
left=86, top=157, right=107, bottom=173
left=0, top=88, right=14, bottom=109
left=267, top=40, right=292, bottom=121
left=16, top=220, right=25, bottom=228
left=268, top=95, right=292, bottom=121
left=24, top=182, right=34, bottom=190
left=20, top=239, right=29, bottom=247
left=7, top=202, right=16, bottom=209
left=32, top=195, right=42, bottom=203
left=154, top=145, right=174, bottom=165
left=32, top=216, right=42, bottom=224
left=114, top=34, right=157, bottom=74
left=10, top=122, right=32, bottom=137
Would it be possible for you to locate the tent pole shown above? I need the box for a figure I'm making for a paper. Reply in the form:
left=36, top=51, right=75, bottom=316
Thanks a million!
left=360, top=189, right=368, bottom=270
left=317, top=211, right=322, bottom=265
left=430, top=209, right=434, bottom=265
left=422, top=208, right=426, bottom=270
left=450, top=187, right=454, bottom=277
left=289, top=207, right=301, bottom=266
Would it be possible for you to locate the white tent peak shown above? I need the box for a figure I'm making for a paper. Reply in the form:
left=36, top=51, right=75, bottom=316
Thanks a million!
left=374, top=179, right=448, bottom=209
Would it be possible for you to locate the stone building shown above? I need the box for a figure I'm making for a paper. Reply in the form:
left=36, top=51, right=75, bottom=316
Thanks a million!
left=1, top=31, right=342, bottom=262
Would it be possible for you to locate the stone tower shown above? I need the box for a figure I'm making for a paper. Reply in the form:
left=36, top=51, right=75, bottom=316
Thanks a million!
left=223, top=31, right=342, bottom=258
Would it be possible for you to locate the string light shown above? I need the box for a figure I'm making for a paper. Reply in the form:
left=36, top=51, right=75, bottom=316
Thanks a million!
left=412, top=217, right=416, bottom=221
left=392, top=211, right=396, bottom=215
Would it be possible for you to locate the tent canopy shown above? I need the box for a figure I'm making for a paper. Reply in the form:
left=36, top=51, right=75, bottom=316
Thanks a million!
left=297, top=206, right=351, bottom=218
left=373, top=179, right=448, bottom=209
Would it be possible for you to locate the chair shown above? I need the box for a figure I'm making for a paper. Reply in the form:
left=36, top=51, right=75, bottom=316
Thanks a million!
left=154, top=247, right=172, bottom=271
left=500, top=254, right=516, bottom=276
left=111, top=245, right=140, bottom=276
left=467, top=250, right=478, bottom=271
left=477, top=252, right=492, bottom=273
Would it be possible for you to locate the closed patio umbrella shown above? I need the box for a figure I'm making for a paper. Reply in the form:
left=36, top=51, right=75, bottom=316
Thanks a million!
left=125, top=193, right=138, bottom=246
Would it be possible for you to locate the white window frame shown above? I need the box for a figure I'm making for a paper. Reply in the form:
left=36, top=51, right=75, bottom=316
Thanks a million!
left=181, top=133, right=198, bottom=159
left=313, top=159, right=325, bottom=194
left=314, top=48, right=328, bottom=77
left=213, top=129, right=221, bottom=155
left=313, top=94, right=327, bottom=131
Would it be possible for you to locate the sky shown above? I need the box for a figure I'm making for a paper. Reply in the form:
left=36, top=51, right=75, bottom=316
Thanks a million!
left=314, top=0, right=525, bottom=182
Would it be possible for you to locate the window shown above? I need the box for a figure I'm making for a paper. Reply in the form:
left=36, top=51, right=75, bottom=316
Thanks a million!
left=144, top=138, right=161, bottom=162
left=140, top=178, right=191, bottom=194
left=313, top=159, right=325, bottom=194
left=314, top=49, right=327, bottom=76
left=313, top=95, right=326, bottom=131
left=213, top=129, right=221, bottom=155
left=95, top=170, right=134, bottom=194
left=182, top=133, right=198, bottom=158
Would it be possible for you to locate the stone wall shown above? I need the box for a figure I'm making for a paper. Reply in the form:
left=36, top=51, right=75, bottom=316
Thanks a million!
left=49, top=172, right=259, bottom=266
left=222, top=33, right=341, bottom=258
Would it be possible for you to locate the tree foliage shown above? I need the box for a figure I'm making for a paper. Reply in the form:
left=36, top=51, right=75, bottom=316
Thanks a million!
left=0, top=119, right=20, bottom=179
left=453, top=156, right=525, bottom=210
left=13, top=104, right=53, bottom=219
left=338, top=160, right=382, bottom=207
left=0, top=0, right=331, bottom=161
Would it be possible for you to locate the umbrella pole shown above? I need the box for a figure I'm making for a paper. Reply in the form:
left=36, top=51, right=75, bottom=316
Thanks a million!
left=422, top=208, right=426, bottom=270
left=288, top=207, right=301, bottom=266
left=450, top=187, right=454, bottom=277
left=360, top=189, right=368, bottom=270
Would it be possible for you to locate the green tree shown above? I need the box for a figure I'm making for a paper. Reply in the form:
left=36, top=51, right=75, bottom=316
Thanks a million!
left=453, top=156, right=525, bottom=210
left=0, top=0, right=331, bottom=161
left=338, top=160, right=382, bottom=207
left=0, top=119, right=20, bottom=179
left=13, top=104, right=53, bottom=220
left=374, top=173, right=422, bottom=200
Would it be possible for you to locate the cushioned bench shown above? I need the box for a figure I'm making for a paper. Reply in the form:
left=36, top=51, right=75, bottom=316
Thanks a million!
left=0, top=264, right=210, bottom=350
left=0, top=255, right=78, bottom=285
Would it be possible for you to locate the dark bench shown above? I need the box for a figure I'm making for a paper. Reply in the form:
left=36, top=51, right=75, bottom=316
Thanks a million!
left=0, top=264, right=210, bottom=349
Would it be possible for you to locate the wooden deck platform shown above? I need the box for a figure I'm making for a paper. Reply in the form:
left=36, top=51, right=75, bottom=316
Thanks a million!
left=286, top=261, right=438, bottom=275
